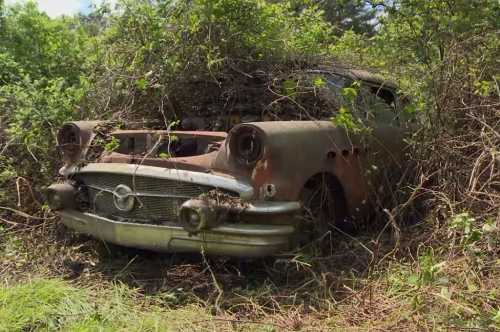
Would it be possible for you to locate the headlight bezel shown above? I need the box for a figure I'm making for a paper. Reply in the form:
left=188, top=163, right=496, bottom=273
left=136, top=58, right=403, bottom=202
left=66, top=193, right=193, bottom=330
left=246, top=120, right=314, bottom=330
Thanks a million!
left=228, top=125, right=265, bottom=166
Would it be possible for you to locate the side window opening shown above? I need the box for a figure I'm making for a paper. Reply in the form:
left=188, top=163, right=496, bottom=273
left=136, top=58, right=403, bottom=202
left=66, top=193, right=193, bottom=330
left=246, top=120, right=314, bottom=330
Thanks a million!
left=355, top=83, right=400, bottom=125
left=370, top=86, right=395, bottom=106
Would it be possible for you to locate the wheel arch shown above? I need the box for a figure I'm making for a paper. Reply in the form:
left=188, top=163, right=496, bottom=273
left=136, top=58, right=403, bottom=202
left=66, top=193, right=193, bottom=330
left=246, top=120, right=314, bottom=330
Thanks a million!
left=301, top=171, right=349, bottom=221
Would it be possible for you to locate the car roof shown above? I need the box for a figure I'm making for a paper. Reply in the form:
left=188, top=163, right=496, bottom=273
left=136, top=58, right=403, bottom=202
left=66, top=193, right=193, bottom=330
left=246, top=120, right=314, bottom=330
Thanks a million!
left=308, top=65, right=398, bottom=90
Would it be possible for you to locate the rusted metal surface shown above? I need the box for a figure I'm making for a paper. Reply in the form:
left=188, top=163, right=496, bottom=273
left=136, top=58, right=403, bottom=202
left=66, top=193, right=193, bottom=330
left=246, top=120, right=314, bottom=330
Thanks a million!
left=212, top=121, right=371, bottom=217
left=111, top=129, right=227, bottom=139
left=99, top=152, right=217, bottom=173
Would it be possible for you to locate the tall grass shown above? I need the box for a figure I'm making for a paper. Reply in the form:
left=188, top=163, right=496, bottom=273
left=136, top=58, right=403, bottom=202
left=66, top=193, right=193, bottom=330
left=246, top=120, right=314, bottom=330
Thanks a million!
left=0, top=279, right=221, bottom=332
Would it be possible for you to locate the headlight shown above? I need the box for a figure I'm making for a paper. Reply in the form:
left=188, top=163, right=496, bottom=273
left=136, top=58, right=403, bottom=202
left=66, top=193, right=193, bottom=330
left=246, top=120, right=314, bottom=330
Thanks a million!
left=57, top=123, right=81, bottom=163
left=228, top=125, right=264, bottom=166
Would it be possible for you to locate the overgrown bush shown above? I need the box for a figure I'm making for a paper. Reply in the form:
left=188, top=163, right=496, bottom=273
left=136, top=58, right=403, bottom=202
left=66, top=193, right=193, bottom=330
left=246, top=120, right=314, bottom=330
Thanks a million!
left=0, top=2, right=90, bottom=200
left=82, top=0, right=335, bottom=125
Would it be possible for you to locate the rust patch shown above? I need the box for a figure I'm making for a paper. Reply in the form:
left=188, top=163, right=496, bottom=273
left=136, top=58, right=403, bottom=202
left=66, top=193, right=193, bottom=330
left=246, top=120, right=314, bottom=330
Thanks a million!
left=251, top=152, right=274, bottom=198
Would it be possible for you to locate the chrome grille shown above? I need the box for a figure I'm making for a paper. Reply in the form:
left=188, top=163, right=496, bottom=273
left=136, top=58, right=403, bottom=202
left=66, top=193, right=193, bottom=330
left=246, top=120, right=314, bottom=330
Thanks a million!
left=75, top=172, right=237, bottom=224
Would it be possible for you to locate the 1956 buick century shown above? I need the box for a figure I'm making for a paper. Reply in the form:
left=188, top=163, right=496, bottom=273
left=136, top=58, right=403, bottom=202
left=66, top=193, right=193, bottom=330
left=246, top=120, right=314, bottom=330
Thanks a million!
left=47, top=71, right=410, bottom=257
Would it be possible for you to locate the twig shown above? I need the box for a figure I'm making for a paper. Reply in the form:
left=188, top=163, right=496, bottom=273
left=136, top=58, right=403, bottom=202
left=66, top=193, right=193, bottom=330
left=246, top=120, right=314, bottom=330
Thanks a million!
left=333, top=225, right=374, bottom=261
left=114, top=255, right=138, bottom=280
left=0, top=137, right=15, bottom=156
left=201, top=247, right=223, bottom=314
left=192, top=317, right=286, bottom=329
left=0, top=216, right=20, bottom=226
left=0, top=206, right=55, bottom=220
left=15, top=177, right=43, bottom=207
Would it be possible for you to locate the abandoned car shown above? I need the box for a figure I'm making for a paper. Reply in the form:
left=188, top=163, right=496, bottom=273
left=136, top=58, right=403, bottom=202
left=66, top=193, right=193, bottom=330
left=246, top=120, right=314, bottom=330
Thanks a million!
left=47, top=69, right=410, bottom=257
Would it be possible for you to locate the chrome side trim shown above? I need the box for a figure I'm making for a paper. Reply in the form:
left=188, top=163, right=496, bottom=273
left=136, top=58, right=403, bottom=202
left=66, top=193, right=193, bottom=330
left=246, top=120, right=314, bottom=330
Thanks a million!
left=66, top=163, right=254, bottom=199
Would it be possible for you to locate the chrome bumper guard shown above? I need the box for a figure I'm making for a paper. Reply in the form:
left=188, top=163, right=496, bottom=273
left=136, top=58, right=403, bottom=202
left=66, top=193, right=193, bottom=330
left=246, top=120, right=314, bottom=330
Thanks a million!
left=58, top=210, right=296, bottom=257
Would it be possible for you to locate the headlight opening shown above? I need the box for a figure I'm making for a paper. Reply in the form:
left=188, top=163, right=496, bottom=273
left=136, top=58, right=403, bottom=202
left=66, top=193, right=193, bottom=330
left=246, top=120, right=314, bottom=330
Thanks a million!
left=230, top=126, right=264, bottom=166
left=57, top=123, right=81, bottom=161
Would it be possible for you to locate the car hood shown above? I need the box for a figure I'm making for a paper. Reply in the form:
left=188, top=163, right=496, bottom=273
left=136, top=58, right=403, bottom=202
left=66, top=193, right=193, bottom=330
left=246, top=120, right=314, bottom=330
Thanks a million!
left=97, top=150, right=218, bottom=173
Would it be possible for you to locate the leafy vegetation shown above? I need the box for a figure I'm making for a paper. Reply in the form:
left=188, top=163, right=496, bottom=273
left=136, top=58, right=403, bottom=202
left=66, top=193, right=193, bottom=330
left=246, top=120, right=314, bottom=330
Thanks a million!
left=0, top=0, right=498, bottom=330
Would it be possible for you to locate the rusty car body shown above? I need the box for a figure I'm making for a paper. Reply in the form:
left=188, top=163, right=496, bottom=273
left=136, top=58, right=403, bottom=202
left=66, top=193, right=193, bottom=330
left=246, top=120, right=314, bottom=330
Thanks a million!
left=47, top=68, right=410, bottom=257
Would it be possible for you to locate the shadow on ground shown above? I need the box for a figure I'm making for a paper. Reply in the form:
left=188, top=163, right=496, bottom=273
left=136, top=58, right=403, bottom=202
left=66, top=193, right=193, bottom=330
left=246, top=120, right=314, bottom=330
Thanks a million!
left=1, top=213, right=426, bottom=315
left=54, top=221, right=425, bottom=312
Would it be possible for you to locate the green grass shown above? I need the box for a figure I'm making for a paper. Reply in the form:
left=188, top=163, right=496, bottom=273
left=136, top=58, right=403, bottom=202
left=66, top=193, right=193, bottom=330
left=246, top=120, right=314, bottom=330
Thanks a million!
left=0, top=279, right=90, bottom=331
left=0, top=279, right=216, bottom=332
left=0, top=278, right=284, bottom=332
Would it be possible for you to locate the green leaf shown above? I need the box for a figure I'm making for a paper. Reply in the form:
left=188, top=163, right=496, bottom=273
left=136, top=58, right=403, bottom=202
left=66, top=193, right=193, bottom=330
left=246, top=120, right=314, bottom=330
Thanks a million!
left=282, top=79, right=296, bottom=97
left=158, top=152, right=171, bottom=159
left=331, top=106, right=360, bottom=132
left=313, top=76, right=326, bottom=88
left=104, top=137, right=120, bottom=152
left=341, top=86, right=358, bottom=102
left=407, top=274, right=419, bottom=286
left=135, top=78, right=148, bottom=91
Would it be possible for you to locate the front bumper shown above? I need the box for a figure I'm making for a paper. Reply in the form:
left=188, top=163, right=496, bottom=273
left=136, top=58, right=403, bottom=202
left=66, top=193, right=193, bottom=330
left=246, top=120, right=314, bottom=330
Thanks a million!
left=58, top=210, right=296, bottom=257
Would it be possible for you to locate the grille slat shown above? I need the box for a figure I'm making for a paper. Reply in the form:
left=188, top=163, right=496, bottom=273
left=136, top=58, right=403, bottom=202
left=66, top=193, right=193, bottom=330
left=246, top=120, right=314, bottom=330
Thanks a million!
left=76, top=173, right=236, bottom=224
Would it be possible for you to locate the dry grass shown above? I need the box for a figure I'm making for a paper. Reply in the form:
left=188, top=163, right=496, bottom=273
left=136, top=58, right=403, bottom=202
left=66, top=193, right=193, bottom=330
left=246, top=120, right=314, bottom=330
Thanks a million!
left=1, top=202, right=498, bottom=331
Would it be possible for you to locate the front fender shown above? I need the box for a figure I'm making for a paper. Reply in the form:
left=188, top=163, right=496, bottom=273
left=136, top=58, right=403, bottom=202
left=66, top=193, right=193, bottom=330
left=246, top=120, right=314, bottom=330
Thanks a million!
left=212, top=121, right=369, bottom=215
